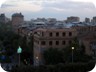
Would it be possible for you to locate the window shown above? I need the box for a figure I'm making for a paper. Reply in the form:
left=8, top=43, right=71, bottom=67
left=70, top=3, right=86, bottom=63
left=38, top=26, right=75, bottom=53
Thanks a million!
left=49, top=41, right=52, bottom=46
left=56, top=41, right=59, bottom=45
left=56, top=32, right=59, bottom=37
left=42, top=32, right=44, bottom=36
left=62, top=41, right=66, bottom=45
left=41, top=41, right=46, bottom=45
left=49, top=32, right=52, bottom=37
left=69, top=32, right=72, bottom=36
left=62, top=32, right=66, bottom=36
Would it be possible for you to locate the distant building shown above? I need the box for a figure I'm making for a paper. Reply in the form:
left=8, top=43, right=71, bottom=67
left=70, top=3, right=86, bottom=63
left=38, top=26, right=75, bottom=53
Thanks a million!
left=12, top=13, right=24, bottom=28
left=85, top=18, right=90, bottom=23
left=67, top=16, right=80, bottom=23
left=47, top=18, right=57, bottom=25
left=91, top=16, right=96, bottom=25
left=0, top=13, right=10, bottom=23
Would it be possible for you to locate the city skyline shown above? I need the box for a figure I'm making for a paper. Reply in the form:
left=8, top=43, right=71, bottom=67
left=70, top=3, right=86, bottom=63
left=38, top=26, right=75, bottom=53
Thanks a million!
left=0, top=0, right=96, bottom=21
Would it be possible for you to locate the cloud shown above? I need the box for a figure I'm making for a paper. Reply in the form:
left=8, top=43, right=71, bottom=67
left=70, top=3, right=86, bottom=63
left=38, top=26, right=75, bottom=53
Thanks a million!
left=42, top=0, right=95, bottom=10
left=0, top=0, right=96, bottom=21
left=1, top=4, right=16, bottom=8
left=0, top=0, right=43, bottom=12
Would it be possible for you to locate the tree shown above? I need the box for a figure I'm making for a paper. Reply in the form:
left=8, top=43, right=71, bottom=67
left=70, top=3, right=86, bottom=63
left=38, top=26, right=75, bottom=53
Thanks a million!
left=43, top=48, right=64, bottom=65
left=62, top=38, right=92, bottom=63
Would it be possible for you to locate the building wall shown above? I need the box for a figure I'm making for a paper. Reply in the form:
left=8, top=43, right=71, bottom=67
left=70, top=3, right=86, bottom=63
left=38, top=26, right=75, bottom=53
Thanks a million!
left=74, top=26, right=96, bottom=55
left=33, top=26, right=96, bottom=65
left=12, top=17, right=24, bottom=27
left=33, top=28, right=77, bottom=65
left=11, top=13, right=24, bottom=33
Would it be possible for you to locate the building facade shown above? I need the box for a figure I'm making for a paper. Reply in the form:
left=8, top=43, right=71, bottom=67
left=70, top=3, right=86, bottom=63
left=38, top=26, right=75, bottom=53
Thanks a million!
left=73, top=26, right=96, bottom=56
left=12, top=13, right=24, bottom=28
left=85, top=18, right=90, bottom=23
left=33, top=26, right=96, bottom=65
left=33, top=28, right=77, bottom=65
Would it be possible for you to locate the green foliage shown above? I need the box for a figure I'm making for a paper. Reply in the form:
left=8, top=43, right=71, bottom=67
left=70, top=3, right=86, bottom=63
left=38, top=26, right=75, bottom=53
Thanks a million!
left=62, top=38, right=92, bottom=63
left=10, top=61, right=95, bottom=72
left=43, top=48, right=64, bottom=65
left=0, top=22, right=33, bottom=64
left=43, top=38, right=92, bottom=64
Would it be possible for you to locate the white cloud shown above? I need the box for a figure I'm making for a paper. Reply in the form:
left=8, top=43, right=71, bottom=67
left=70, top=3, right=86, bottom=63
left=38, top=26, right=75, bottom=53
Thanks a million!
left=0, top=0, right=6, bottom=7
left=0, top=0, right=43, bottom=12
left=52, top=8, right=65, bottom=11
left=0, top=0, right=96, bottom=21
left=71, top=0, right=96, bottom=7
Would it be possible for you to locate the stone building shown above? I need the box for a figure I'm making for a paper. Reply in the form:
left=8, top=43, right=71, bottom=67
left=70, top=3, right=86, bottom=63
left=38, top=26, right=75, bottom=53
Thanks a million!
left=73, top=26, right=96, bottom=56
left=12, top=13, right=24, bottom=31
left=33, top=25, right=96, bottom=65
left=33, top=28, right=77, bottom=65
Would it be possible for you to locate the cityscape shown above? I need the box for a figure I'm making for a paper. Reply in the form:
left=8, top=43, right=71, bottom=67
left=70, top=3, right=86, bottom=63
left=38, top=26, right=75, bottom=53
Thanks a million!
left=0, top=12, right=96, bottom=72
left=0, top=0, right=96, bottom=72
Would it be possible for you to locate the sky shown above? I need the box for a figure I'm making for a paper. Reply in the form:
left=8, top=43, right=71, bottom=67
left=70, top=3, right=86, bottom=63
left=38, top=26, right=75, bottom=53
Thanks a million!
left=0, top=0, right=96, bottom=21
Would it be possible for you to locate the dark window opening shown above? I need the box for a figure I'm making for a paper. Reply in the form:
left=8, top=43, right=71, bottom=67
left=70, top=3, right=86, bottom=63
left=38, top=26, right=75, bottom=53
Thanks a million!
left=49, top=32, right=52, bottom=37
left=56, top=41, right=59, bottom=45
left=56, top=32, right=59, bottom=37
left=62, top=41, right=66, bottom=45
left=41, top=41, right=46, bottom=45
left=62, top=32, right=66, bottom=36
left=69, top=32, right=72, bottom=36
left=49, top=41, right=52, bottom=45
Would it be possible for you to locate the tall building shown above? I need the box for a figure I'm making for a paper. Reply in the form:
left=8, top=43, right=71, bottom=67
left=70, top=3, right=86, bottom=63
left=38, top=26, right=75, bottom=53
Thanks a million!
left=85, top=18, right=90, bottom=23
left=12, top=13, right=24, bottom=28
left=33, top=28, right=77, bottom=65
left=67, top=16, right=80, bottom=23
left=0, top=13, right=9, bottom=23
left=91, top=16, right=96, bottom=25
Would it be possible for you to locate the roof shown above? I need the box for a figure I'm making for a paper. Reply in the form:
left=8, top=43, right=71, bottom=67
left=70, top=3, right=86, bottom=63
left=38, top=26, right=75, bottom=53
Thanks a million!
left=12, top=13, right=24, bottom=17
left=34, top=27, right=77, bottom=32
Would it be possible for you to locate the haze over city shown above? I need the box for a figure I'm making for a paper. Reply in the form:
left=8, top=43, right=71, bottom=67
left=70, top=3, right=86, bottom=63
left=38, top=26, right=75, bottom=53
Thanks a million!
left=0, top=0, right=96, bottom=72
left=0, top=0, right=96, bottom=21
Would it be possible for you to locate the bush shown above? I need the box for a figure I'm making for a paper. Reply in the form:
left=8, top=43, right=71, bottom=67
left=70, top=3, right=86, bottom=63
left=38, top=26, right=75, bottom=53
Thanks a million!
left=10, top=61, right=95, bottom=72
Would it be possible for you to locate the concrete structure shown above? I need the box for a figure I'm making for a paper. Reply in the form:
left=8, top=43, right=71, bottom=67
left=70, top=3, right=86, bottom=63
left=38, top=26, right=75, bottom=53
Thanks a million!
left=12, top=13, right=24, bottom=28
left=33, top=28, right=77, bottom=65
left=33, top=25, right=96, bottom=65
left=0, top=13, right=10, bottom=23
left=91, top=16, right=96, bottom=25
left=47, top=18, right=57, bottom=25
left=73, top=26, right=96, bottom=56
left=85, top=18, right=90, bottom=23
left=67, top=16, right=80, bottom=23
